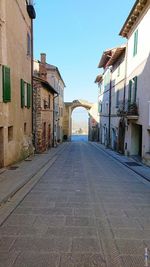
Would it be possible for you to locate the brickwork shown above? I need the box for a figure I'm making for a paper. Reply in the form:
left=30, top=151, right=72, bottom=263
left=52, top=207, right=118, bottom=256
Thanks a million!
left=33, top=78, right=54, bottom=153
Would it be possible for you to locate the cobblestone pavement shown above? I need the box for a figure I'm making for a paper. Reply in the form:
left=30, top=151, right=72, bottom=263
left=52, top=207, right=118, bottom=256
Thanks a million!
left=0, top=142, right=150, bottom=267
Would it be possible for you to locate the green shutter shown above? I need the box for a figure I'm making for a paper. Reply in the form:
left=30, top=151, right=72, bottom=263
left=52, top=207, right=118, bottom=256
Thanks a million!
left=128, top=80, right=132, bottom=104
left=133, top=30, right=138, bottom=56
left=20, top=79, right=25, bottom=108
left=27, top=83, right=31, bottom=109
left=134, top=76, right=137, bottom=103
left=2, top=66, right=11, bottom=102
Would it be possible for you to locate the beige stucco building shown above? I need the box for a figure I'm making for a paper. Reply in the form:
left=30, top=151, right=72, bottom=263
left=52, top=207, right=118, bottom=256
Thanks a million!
left=46, top=58, right=65, bottom=144
left=120, top=0, right=150, bottom=163
left=96, top=0, right=150, bottom=164
left=0, top=0, right=35, bottom=167
left=96, top=46, right=126, bottom=151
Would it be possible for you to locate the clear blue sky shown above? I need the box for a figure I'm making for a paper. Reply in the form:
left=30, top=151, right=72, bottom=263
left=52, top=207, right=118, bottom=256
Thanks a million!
left=34, top=0, right=135, bottom=104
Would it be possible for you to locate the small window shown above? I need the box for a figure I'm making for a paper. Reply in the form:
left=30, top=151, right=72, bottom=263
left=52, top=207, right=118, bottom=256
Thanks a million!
left=24, top=83, right=27, bottom=107
left=27, top=32, right=31, bottom=56
left=24, top=123, right=27, bottom=134
left=133, top=29, right=138, bottom=57
left=105, top=102, right=109, bottom=114
left=20, top=80, right=31, bottom=109
left=2, top=65, right=11, bottom=102
left=0, top=65, right=2, bottom=102
left=48, top=95, right=50, bottom=109
left=98, top=101, right=102, bottom=113
left=116, top=90, right=119, bottom=108
left=117, top=65, right=120, bottom=77
left=128, top=76, right=137, bottom=104
left=8, top=126, right=13, bottom=142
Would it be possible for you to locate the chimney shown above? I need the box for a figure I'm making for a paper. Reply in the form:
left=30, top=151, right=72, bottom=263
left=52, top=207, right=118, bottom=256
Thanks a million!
left=40, top=53, right=46, bottom=64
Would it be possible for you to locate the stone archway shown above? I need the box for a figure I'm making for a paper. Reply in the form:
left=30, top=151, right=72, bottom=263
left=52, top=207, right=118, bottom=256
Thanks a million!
left=63, top=100, right=93, bottom=141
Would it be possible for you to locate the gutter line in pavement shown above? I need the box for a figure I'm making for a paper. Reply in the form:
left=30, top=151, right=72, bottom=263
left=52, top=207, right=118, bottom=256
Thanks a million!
left=90, top=142, right=150, bottom=183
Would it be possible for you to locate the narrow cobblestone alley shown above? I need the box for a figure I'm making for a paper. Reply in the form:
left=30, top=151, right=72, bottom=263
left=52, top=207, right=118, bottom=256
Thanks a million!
left=0, top=142, right=150, bottom=267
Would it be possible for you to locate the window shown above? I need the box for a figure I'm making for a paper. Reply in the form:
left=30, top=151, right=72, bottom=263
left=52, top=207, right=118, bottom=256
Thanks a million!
left=99, top=83, right=103, bottom=95
left=27, top=32, right=31, bottom=56
left=8, top=126, right=13, bottom=142
left=105, top=102, right=109, bottom=114
left=117, top=65, right=120, bottom=77
left=24, top=123, right=27, bottom=134
left=24, top=83, right=27, bottom=107
left=116, top=90, right=119, bottom=108
left=98, top=101, right=102, bottom=113
left=128, top=76, right=137, bottom=104
left=2, top=65, right=11, bottom=102
left=27, top=83, right=31, bottom=108
left=48, top=95, right=50, bottom=109
left=133, top=29, right=138, bottom=56
left=20, top=79, right=31, bottom=108
left=0, top=65, right=2, bottom=102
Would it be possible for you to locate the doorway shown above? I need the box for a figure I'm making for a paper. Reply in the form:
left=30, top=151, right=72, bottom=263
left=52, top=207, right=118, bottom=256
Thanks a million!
left=131, top=124, right=142, bottom=157
left=117, top=119, right=125, bottom=154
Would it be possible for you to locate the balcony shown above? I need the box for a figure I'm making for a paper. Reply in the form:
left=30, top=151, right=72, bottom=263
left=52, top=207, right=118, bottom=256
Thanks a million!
left=116, top=100, right=139, bottom=120
left=126, top=102, right=139, bottom=120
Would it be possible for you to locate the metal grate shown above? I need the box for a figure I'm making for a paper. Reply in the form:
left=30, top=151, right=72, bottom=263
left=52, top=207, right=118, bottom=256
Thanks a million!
left=125, top=162, right=142, bottom=167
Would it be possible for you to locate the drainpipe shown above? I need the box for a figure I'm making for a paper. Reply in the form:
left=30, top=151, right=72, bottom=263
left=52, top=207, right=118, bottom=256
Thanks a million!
left=31, top=19, right=34, bottom=134
left=123, top=43, right=128, bottom=113
left=53, top=94, right=58, bottom=147
left=108, top=67, right=112, bottom=147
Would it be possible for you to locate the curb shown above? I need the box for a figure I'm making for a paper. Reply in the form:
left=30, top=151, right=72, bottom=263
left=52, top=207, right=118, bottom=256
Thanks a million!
left=0, top=143, right=68, bottom=206
left=90, top=142, right=150, bottom=183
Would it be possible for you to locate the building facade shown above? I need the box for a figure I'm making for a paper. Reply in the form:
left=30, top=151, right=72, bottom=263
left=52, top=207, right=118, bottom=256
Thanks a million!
left=120, top=0, right=150, bottom=163
left=96, top=49, right=113, bottom=147
left=33, top=75, right=57, bottom=153
left=96, top=0, right=150, bottom=165
left=45, top=57, right=65, bottom=144
left=0, top=0, right=35, bottom=167
left=35, top=54, right=65, bottom=144
left=34, top=54, right=65, bottom=146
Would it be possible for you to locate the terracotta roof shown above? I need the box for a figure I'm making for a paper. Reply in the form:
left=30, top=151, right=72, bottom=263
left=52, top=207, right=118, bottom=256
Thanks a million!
left=33, top=76, right=58, bottom=95
left=119, top=0, right=148, bottom=37
left=98, top=49, right=112, bottom=68
left=106, top=45, right=126, bottom=66
left=95, top=75, right=103, bottom=83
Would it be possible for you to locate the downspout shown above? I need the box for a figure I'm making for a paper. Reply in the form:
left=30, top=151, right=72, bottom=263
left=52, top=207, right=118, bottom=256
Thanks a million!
left=31, top=19, right=34, bottom=134
left=108, top=67, right=112, bottom=147
left=123, top=43, right=128, bottom=113
left=53, top=94, right=58, bottom=147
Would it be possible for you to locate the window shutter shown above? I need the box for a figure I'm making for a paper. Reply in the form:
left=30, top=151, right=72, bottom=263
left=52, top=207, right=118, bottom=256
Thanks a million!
left=27, top=83, right=31, bottom=108
left=133, top=30, right=138, bottom=56
left=134, top=76, right=137, bottom=103
left=128, top=80, right=132, bottom=104
left=2, top=66, right=11, bottom=102
left=21, top=79, right=25, bottom=108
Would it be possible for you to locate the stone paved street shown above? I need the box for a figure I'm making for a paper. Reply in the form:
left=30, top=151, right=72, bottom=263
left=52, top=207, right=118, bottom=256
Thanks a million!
left=0, top=142, right=150, bottom=266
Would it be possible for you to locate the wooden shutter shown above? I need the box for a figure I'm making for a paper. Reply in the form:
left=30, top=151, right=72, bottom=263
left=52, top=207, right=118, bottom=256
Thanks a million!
left=134, top=76, right=137, bottom=103
left=2, top=66, right=11, bottom=102
left=128, top=80, right=132, bottom=104
left=27, top=83, right=31, bottom=109
left=21, top=79, right=25, bottom=108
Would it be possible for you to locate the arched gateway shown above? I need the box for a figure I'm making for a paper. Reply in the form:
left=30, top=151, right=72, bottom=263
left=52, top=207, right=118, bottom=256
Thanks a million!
left=63, top=100, right=93, bottom=141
